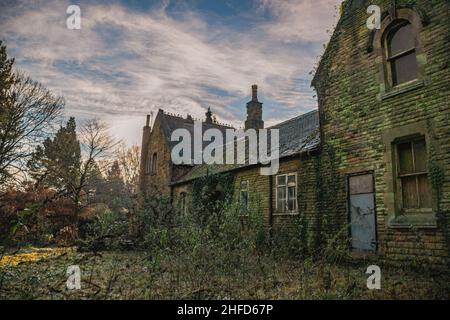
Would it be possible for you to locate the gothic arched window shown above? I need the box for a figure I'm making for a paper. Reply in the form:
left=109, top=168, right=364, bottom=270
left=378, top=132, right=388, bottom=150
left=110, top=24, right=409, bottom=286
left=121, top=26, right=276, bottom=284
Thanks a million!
left=386, top=21, right=418, bottom=86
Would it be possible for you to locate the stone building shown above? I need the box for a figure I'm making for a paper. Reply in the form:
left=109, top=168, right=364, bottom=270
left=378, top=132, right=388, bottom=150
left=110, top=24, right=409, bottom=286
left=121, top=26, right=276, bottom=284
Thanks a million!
left=140, top=0, right=449, bottom=264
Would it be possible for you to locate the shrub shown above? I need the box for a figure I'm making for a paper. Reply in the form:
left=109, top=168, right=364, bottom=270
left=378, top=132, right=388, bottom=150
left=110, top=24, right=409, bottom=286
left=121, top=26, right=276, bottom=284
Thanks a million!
left=77, top=204, right=129, bottom=251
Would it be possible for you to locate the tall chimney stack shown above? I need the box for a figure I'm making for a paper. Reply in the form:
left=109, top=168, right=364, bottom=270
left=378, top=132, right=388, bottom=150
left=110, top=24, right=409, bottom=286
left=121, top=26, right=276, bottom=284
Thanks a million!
left=245, top=84, right=264, bottom=130
left=139, top=114, right=152, bottom=191
left=252, top=84, right=258, bottom=101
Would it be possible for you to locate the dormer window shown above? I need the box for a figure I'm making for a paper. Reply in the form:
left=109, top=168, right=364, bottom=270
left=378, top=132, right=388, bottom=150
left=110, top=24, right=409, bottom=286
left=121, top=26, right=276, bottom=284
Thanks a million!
left=386, top=22, right=418, bottom=86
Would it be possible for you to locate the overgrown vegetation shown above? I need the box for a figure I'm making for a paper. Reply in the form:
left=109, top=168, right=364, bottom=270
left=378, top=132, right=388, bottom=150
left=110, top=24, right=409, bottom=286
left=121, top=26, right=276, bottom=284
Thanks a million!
left=2, top=169, right=449, bottom=299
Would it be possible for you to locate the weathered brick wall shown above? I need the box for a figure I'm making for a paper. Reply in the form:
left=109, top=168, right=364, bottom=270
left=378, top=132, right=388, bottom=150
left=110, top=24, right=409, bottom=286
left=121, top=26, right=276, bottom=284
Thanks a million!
left=313, top=0, right=450, bottom=263
left=233, top=166, right=270, bottom=227
left=231, top=157, right=319, bottom=232
left=172, top=154, right=343, bottom=246
left=142, top=116, right=173, bottom=197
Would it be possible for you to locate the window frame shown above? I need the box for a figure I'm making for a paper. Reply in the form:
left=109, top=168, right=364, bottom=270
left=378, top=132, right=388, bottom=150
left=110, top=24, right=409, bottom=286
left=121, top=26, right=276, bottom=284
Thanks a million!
left=239, top=180, right=249, bottom=215
left=384, top=21, right=418, bottom=87
left=151, top=152, right=157, bottom=174
left=275, top=173, right=298, bottom=213
left=394, top=136, right=432, bottom=214
left=372, top=8, right=427, bottom=101
left=382, top=122, right=436, bottom=228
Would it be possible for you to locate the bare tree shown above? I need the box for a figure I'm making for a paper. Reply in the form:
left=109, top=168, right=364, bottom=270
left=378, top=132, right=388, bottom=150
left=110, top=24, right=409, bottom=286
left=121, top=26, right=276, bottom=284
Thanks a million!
left=0, top=41, right=63, bottom=187
left=116, top=143, right=140, bottom=194
left=69, top=119, right=117, bottom=214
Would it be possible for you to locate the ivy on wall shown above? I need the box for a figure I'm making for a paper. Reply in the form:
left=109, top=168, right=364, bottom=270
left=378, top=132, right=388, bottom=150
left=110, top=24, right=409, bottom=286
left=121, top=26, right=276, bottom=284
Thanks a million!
left=312, top=142, right=344, bottom=252
left=426, top=123, right=449, bottom=265
left=191, top=172, right=234, bottom=226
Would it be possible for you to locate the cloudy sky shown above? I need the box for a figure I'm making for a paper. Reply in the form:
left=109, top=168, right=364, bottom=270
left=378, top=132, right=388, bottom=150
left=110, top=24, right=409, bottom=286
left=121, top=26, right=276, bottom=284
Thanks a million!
left=0, top=0, right=341, bottom=145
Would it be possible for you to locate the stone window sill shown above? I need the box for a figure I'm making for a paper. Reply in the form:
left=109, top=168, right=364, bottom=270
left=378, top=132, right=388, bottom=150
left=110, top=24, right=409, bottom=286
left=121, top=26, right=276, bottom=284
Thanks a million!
left=273, top=212, right=299, bottom=216
left=388, top=212, right=437, bottom=229
left=379, top=79, right=425, bottom=101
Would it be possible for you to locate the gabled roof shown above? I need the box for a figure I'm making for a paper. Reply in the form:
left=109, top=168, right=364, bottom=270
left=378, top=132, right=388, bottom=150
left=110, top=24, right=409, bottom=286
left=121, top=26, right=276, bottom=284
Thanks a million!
left=171, top=109, right=320, bottom=185
left=156, top=109, right=233, bottom=164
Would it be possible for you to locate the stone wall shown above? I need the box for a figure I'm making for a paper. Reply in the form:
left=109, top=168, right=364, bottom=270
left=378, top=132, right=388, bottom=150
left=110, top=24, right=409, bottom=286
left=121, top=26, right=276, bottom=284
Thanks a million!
left=141, top=115, right=173, bottom=197
left=312, top=0, right=450, bottom=264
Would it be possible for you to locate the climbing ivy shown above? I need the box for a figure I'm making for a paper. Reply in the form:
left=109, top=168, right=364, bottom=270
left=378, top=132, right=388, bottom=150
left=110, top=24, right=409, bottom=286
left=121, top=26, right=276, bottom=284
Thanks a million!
left=427, top=121, right=450, bottom=266
left=312, top=142, right=344, bottom=253
left=191, top=172, right=234, bottom=226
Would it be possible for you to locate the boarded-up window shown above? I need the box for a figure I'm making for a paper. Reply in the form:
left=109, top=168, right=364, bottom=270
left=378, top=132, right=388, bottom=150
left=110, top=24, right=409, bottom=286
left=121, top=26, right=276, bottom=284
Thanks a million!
left=396, top=137, right=432, bottom=211
left=387, top=22, right=418, bottom=86
left=276, top=173, right=297, bottom=212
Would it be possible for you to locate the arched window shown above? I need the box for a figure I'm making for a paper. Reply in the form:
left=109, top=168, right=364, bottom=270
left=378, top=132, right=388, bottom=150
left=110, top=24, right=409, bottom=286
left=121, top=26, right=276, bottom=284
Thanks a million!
left=151, top=152, right=157, bottom=173
left=386, top=22, right=418, bottom=86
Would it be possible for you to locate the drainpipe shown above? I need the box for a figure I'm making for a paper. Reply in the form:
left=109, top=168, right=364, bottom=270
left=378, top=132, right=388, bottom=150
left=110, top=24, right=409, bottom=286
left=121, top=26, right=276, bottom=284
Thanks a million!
left=268, top=174, right=273, bottom=239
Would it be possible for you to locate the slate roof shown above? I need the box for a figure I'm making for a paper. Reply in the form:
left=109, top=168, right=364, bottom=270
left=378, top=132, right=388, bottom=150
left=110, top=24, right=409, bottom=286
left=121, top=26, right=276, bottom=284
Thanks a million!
left=169, top=109, right=320, bottom=185
left=158, top=110, right=233, bottom=164
left=269, top=109, right=320, bottom=158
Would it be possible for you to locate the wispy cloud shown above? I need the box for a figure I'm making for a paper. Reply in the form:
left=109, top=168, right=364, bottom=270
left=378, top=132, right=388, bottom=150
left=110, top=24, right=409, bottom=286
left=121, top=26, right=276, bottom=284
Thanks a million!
left=0, top=0, right=340, bottom=144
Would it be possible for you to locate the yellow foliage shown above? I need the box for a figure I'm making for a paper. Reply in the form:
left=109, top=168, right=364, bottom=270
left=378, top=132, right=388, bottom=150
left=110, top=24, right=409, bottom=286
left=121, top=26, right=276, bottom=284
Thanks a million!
left=0, top=247, right=74, bottom=267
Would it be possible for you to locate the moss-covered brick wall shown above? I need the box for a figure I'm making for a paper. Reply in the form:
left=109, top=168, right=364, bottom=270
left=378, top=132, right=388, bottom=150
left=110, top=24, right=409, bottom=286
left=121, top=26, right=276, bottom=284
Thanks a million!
left=312, top=0, right=450, bottom=264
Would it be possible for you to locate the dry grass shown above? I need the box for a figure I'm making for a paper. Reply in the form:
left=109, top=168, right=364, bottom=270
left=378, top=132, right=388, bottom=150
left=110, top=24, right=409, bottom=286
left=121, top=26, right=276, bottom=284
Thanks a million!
left=0, top=249, right=449, bottom=300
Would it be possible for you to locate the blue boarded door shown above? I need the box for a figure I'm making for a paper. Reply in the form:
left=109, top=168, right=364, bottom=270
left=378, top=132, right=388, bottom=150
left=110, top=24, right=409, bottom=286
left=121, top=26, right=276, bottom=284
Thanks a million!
left=348, top=173, right=377, bottom=252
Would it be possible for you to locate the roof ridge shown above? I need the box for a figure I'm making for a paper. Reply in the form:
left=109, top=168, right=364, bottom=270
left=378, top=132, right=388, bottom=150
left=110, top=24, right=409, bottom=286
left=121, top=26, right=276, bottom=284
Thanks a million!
left=161, top=109, right=234, bottom=129
left=268, top=108, right=318, bottom=129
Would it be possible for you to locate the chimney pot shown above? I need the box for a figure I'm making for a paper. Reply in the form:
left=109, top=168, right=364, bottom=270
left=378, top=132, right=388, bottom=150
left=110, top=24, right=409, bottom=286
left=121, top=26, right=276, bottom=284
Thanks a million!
left=251, top=84, right=258, bottom=101
left=146, top=114, right=150, bottom=126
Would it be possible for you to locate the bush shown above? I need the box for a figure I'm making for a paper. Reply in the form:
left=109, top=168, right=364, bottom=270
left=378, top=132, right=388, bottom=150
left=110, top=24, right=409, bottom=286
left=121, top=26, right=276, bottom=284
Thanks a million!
left=77, top=204, right=129, bottom=251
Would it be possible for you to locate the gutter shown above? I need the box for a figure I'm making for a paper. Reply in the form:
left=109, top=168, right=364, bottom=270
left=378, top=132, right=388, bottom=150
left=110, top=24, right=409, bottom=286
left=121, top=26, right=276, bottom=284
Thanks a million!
left=169, top=145, right=321, bottom=187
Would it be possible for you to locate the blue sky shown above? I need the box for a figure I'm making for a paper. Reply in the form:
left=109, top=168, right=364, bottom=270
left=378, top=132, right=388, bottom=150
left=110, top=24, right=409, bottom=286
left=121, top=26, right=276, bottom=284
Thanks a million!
left=0, top=0, right=341, bottom=145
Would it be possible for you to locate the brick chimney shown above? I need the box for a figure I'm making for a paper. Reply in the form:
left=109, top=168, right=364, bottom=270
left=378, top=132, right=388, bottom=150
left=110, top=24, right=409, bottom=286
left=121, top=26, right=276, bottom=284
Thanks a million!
left=245, top=84, right=264, bottom=130
left=139, top=113, right=152, bottom=191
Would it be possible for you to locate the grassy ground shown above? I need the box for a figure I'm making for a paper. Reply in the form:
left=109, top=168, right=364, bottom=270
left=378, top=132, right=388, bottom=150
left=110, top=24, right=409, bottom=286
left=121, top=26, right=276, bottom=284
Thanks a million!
left=0, top=248, right=449, bottom=300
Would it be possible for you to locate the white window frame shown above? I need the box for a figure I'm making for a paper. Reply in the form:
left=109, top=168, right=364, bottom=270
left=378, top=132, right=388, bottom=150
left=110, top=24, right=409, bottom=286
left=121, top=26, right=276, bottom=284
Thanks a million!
left=275, top=173, right=298, bottom=213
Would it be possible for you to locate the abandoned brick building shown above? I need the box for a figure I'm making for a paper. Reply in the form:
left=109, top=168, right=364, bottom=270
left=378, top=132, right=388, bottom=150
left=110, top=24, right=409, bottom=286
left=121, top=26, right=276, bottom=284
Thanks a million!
left=140, top=0, right=449, bottom=264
